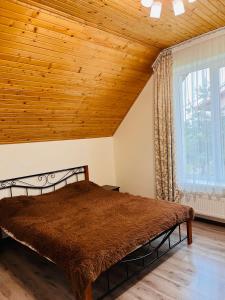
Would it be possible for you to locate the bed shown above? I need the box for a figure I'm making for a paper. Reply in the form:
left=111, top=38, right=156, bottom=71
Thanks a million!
left=0, top=166, right=194, bottom=300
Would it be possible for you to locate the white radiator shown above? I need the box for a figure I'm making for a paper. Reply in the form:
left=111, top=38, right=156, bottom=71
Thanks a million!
left=181, top=196, right=225, bottom=223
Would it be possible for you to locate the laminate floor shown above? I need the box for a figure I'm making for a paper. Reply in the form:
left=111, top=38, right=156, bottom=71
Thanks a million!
left=0, top=221, right=224, bottom=300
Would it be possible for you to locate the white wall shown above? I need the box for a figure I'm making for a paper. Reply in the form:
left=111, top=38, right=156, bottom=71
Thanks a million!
left=114, top=76, right=155, bottom=198
left=0, top=137, right=116, bottom=186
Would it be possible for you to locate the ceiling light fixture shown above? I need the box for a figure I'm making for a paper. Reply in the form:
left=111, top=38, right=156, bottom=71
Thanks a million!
left=141, top=0, right=153, bottom=8
left=150, top=1, right=162, bottom=18
left=173, top=0, right=185, bottom=16
left=141, top=0, right=197, bottom=19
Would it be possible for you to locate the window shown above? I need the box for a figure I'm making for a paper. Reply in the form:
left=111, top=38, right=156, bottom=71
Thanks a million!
left=174, top=58, right=225, bottom=190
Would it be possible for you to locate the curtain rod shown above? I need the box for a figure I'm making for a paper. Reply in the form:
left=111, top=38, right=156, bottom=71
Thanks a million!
left=152, top=26, right=225, bottom=70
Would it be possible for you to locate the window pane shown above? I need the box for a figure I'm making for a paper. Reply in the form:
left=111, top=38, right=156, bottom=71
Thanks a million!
left=182, top=68, right=213, bottom=183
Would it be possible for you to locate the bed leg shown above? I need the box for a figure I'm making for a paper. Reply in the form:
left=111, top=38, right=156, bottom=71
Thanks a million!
left=84, top=283, right=93, bottom=300
left=187, top=220, right=192, bottom=245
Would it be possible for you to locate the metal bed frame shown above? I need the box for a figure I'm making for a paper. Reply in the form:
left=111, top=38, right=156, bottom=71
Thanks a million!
left=94, top=222, right=188, bottom=300
left=0, top=166, right=192, bottom=300
left=0, top=166, right=89, bottom=196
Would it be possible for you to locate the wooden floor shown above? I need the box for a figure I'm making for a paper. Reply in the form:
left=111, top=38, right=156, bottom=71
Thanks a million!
left=0, top=221, right=225, bottom=300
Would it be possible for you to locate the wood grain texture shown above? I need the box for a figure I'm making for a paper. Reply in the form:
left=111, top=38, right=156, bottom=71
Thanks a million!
left=0, top=0, right=225, bottom=143
left=0, top=0, right=155, bottom=143
left=19, top=0, right=225, bottom=48
left=0, top=221, right=224, bottom=299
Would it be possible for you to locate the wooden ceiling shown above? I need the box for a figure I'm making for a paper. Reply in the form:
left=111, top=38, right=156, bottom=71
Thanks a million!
left=0, top=0, right=225, bottom=144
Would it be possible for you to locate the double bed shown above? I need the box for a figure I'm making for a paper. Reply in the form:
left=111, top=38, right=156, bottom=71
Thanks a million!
left=0, top=165, right=194, bottom=300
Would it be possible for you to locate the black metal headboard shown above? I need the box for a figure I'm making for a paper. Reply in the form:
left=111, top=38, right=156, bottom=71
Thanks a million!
left=0, top=165, right=89, bottom=198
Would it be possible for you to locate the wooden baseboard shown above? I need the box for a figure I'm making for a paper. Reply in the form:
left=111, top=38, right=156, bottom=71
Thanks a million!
left=195, top=215, right=225, bottom=227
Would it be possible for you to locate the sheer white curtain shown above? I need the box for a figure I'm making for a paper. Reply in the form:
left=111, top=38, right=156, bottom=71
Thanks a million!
left=173, top=30, right=225, bottom=198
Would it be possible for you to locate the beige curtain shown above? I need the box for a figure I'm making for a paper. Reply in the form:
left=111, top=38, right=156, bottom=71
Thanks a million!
left=153, top=50, right=180, bottom=202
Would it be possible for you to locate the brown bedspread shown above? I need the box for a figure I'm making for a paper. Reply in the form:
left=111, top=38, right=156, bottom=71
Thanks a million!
left=0, top=181, right=194, bottom=299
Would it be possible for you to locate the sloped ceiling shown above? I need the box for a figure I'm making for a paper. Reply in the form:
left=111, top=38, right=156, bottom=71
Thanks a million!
left=0, top=0, right=225, bottom=144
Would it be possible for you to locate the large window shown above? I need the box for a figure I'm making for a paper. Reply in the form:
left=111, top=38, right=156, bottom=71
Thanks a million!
left=174, top=57, right=225, bottom=191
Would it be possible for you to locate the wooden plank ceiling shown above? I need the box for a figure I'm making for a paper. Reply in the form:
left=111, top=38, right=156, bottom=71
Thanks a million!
left=0, top=0, right=225, bottom=144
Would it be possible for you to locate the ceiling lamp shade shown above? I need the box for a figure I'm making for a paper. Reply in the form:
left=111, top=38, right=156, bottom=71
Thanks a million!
left=141, top=0, right=197, bottom=19
left=150, top=1, right=162, bottom=18
left=141, top=0, right=153, bottom=7
left=173, top=0, right=185, bottom=16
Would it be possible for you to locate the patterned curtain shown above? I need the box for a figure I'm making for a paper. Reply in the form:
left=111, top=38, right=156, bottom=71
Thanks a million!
left=153, top=50, right=180, bottom=202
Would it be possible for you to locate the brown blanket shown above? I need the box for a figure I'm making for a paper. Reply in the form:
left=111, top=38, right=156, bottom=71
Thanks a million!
left=0, top=181, right=194, bottom=299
